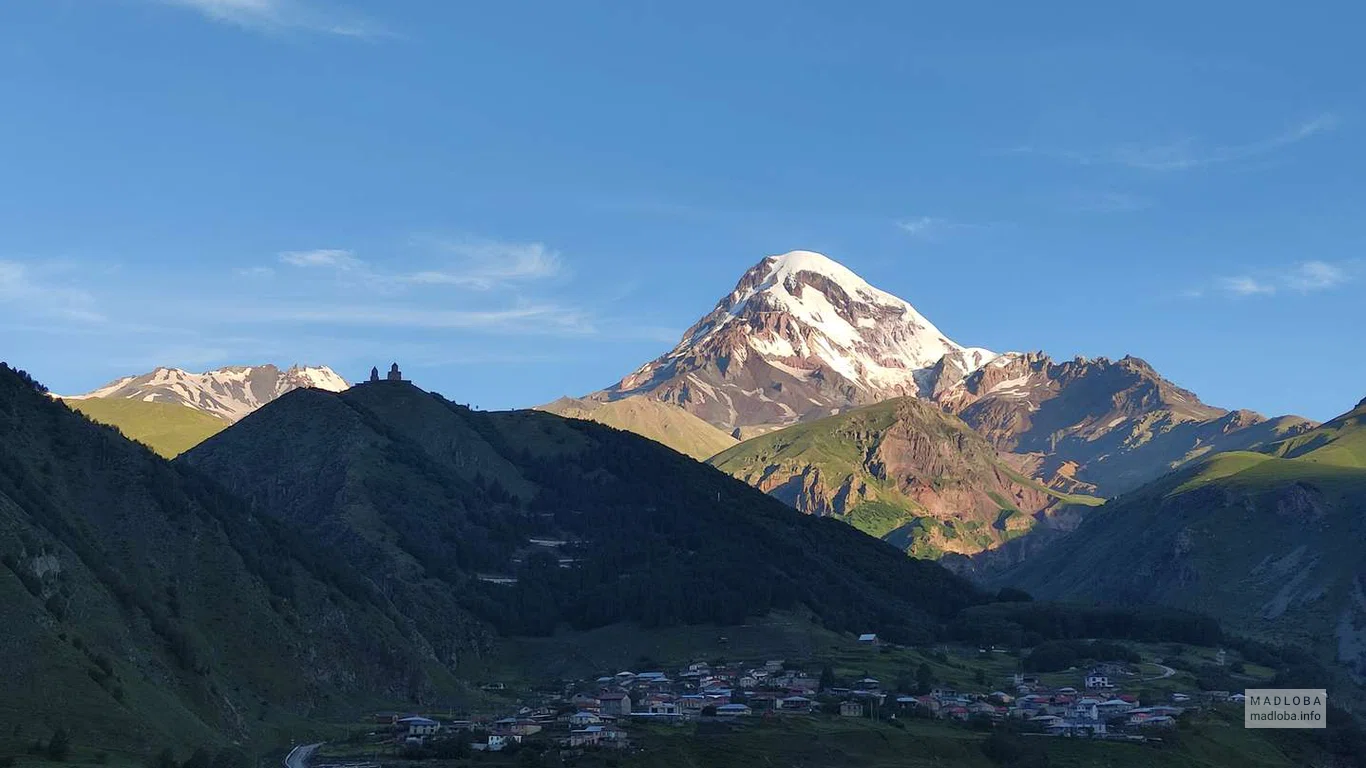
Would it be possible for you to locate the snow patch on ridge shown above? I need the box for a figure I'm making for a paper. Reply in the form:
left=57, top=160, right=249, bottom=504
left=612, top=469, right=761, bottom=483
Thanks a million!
left=67, top=363, right=350, bottom=422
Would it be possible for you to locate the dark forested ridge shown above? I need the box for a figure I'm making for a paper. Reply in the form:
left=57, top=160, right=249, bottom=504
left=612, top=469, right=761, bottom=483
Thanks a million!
left=180, top=380, right=989, bottom=647
left=0, top=364, right=467, bottom=754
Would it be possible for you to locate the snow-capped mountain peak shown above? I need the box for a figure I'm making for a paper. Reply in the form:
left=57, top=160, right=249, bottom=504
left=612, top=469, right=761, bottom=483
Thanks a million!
left=66, top=363, right=349, bottom=422
left=597, top=250, right=998, bottom=430
left=286, top=364, right=350, bottom=393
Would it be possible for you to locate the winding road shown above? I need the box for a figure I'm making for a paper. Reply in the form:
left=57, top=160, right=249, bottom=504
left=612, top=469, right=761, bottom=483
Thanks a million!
left=284, top=743, right=322, bottom=768
left=1142, top=663, right=1177, bottom=681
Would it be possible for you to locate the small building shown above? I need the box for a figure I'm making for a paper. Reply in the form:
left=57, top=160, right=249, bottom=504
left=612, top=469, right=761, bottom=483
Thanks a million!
left=599, top=691, right=633, bottom=716
left=365, top=363, right=410, bottom=384
left=839, top=701, right=864, bottom=717
left=857, top=633, right=880, bottom=645
left=396, top=716, right=440, bottom=738
left=1084, top=674, right=1113, bottom=690
left=571, top=693, right=601, bottom=710
left=715, top=703, right=752, bottom=717
left=856, top=677, right=880, bottom=691
left=568, top=725, right=606, bottom=747
left=569, top=711, right=601, bottom=727
left=778, top=696, right=812, bottom=712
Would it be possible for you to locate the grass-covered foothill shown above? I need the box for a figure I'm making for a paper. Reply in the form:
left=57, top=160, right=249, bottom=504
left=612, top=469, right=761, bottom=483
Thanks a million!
left=998, top=396, right=1366, bottom=703
left=60, top=398, right=228, bottom=458
left=709, top=396, right=1103, bottom=559
left=535, top=396, right=738, bottom=460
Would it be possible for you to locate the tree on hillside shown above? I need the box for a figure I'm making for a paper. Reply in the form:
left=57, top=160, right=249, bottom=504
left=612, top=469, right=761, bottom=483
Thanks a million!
left=819, top=663, right=835, bottom=691
left=47, top=728, right=71, bottom=762
left=980, top=729, right=1048, bottom=767
left=181, top=747, right=213, bottom=768
left=995, top=587, right=1033, bottom=603
left=151, top=748, right=177, bottom=768
left=915, top=662, right=934, bottom=694
left=211, top=748, right=249, bottom=768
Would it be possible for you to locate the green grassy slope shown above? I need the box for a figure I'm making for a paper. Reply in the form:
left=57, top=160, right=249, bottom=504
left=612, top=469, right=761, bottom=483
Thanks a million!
left=999, top=398, right=1366, bottom=690
left=536, top=395, right=738, bottom=460
left=1266, top=399, right=1366, bottom=468
left=61, top=397, right=228, bottom=457
left=710, top=397, right=1101, bottom=558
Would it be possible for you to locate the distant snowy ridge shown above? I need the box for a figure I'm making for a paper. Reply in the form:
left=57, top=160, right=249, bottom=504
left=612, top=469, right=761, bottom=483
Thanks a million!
left=65, top=364, right=349, bottom=422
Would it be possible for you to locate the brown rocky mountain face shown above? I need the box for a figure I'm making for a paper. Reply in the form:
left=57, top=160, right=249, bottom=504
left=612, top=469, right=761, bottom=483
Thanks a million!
left=932, top=352, right=1317, bottom=496
left=709, top=397, right=1093, bottom=558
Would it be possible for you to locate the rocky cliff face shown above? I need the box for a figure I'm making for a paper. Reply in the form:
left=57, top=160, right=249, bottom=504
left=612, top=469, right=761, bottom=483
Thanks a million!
left=932, top=353, right=1316, bottom=495
left=710, top=397, right=1083, bottom=558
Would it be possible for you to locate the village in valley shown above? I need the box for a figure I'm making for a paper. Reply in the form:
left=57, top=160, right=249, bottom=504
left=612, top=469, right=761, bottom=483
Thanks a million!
left=313, top=631, right=1266, bottom=767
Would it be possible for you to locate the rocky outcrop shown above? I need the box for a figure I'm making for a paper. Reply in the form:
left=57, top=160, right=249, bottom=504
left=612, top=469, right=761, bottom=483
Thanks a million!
left=932, top=353, right=1316, bottom=496
left=711, top=397, right=1083, bottom=558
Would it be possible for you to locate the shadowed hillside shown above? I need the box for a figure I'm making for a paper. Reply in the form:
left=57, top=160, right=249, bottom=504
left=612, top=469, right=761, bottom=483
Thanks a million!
left=996, top=397, right=1366, bottom=687
left=0, top=364, right=472, bottom=756
left=181, top=381, right=987, bottom=646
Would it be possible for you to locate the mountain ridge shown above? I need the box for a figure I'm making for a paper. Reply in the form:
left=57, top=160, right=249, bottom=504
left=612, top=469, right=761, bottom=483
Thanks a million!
left=0, top=363, right=462, bottom=754
left=180, top=379, right=988, bottom=645
left=580, top=251, right=1314, bottom=500
left=993, top=395, right=1366, bottom=683
left=708, top=396, right=1102, bottom=559
left=65, top=363, right=349, bottom=422
left=535, top=395, right=737, bottom=460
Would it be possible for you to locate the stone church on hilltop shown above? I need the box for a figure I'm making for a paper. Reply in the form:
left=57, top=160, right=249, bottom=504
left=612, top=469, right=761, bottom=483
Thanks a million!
left=366, top=363, right=409, bottom=384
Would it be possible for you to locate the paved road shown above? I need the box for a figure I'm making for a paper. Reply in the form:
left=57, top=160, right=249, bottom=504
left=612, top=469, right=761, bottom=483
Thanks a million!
left=1142, top=663, right=1177, bottom=681
left=284, top=743, right=322, bottom=768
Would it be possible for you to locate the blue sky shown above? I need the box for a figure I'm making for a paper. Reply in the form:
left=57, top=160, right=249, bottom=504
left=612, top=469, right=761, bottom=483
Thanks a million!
left=1, top=0, right=1361, bottom=420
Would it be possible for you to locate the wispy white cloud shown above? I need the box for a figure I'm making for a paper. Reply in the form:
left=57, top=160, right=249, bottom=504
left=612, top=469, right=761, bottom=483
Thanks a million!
left=404, top=237, right=563, bottom=289
left=1200, top=259, right=1355, bottom=298
left=1012, top=113, right=1340, bottom=172
left=274, top=239, right=563, bottom=291
left=279, top=248, right=362, bottom=269
left=1067, top=191, right=1152, bottom=214
left=245, top=301, right=596, bottom=336
left=158, top=0, right=387, bottom=38
left=897, top=216, right=945, bottom=238
left=1284, top=260, right=1348, bottom=292
left=0, top=260, right=105, bottom=323
left=1218, top=276, right=1277, bottom=297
